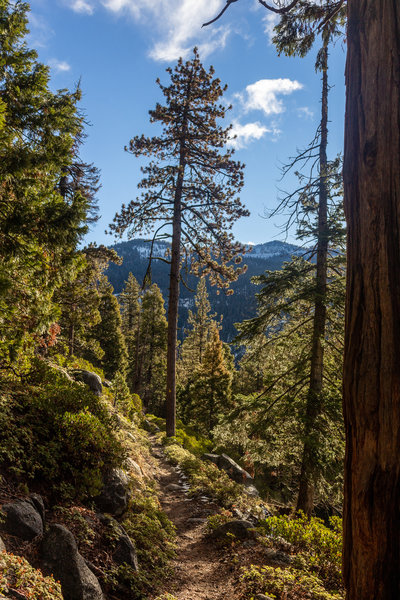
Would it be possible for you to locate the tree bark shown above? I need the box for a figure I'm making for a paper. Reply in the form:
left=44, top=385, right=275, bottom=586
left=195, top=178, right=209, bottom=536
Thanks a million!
left=166, top=160, right=185, bottom=437
left=343, top=2, right=400, bottom=597
left=296, top=47, right=329, bottom=515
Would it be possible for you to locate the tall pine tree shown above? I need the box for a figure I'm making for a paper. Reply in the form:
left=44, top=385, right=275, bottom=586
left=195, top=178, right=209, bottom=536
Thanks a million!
left=110, top=49, right=249, bottom=435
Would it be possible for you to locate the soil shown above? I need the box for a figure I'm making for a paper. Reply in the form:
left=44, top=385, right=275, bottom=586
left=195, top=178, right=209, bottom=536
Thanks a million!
left=150, top=441, right=266, bottom=600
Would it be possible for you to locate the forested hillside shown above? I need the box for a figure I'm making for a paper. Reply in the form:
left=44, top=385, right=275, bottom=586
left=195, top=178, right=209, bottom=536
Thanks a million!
left=106, top=239, right=306, bottom=341
left=1, top=0, right=399, bottom=599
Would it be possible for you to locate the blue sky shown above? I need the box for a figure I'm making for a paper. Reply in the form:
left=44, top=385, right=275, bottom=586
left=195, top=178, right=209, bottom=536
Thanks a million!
left=29, top=0, right=346, bottom=247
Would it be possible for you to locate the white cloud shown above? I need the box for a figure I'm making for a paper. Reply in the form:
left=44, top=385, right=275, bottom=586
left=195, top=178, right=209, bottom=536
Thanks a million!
left=70, top=0, right=95, bottom=14
left=28, top=13, right=54, bottom=48
left=238, top=78, right=303, bottom=116
left=228, top=121, right=269, bottom=149
left=66, top=0, right=229, bottom=61
left=49, top=59, right=71, bottom=72
left=297, top=106, right=314, bottom=119
left=263, top=13, right=279, bottom=45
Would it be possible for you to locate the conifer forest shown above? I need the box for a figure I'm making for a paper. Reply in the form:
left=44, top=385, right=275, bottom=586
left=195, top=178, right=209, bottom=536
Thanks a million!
left=0, top=1, right=399, bottom=599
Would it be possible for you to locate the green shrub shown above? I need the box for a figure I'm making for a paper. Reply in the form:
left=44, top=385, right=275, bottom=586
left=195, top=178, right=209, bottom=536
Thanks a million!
left=0, top=551, right=63, bottom=599
left=240, top=565, right=343, bottom=600
left=52, top=506, right=97, bottom=548
left=113, top=371, right=142, bottom=420
left=164, top=443, right=260, bottom=512
left=103, top=486, right=176, bottom=598
left=146, top=414, right=212, bottom=456
left=259, top=513, right=342, bottom=590
left=0, top=363, right=125, bottom=499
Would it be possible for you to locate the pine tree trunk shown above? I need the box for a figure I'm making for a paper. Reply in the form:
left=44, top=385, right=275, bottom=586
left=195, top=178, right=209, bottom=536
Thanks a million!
left=343, top=2, right=400, bottom=597
left=166, top=162, right=185, bottom=437
left=296, top=47, right=329, bottom=516
left=133, top=313, right=142, bottom=396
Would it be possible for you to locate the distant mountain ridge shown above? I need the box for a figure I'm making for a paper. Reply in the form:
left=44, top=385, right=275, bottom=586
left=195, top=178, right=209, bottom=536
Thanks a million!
left=106, top=239, right=306, bottom=342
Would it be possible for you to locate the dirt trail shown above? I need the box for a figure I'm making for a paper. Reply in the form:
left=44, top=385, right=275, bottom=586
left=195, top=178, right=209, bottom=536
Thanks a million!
left=150, top=441, right=239, bottom=600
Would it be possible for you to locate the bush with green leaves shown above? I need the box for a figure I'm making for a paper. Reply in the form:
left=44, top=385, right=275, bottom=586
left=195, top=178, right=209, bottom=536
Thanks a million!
left=0, top=362, right=125, bottom=499
left=164, top=443, right=261, bottom=513
left=146, top=414, right=212, bottom=456
left=103, top=486, right=176, bottom=598
left=240, top=565, right=343, bottom=600
left=113, top=371, right=142, bottom=420
left=259, top=512, right=342, bottom=590
left=0, top=552, right=63, bottom=600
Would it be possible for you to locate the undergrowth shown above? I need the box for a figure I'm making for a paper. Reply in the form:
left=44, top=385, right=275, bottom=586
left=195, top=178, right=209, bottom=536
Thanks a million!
left=146, top=414, right=212, bottom=456
left=0, top=552, right=63, bottom=600
left=240, top=513, right=344, bottom=600
left=0, top=360, right=125, bottom=500
left=240, top=565, right=343, bottom=600
left=163, top=443, right=261, bottom=514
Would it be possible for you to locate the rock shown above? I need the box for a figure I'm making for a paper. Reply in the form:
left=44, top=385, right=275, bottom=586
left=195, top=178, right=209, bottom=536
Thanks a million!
left=0, top=499, right=43, bottom=540
left=217, top=454, right=254, bottom=486
left=125, top=458, right=143, bottom=478
left=102, top=380, right=112, bottom=388
left=0, top=536, right=6, bottom=551
left=244, top=484, right=260, bottom=497
left=264, top=548, right=293, bottom=565
left=212, top=519, right=255, bottom=540
left=255, top=595, right=275, bottom=600
left=95, top=469, right=131, bottom=516
left=42, top=524, right=104, bottom=600
left=29, top=494, right=45, bottom=523
left=113, top=534, right=139, bottom=571
left=142, top=418, right=160, bottom=433
left=165, top=483, right=182, bottom=492
left=201, top=453, right=220, bottom=466
left=71, top=370, right=102, bottom=396
left=187, top=518, right=206, bottom=524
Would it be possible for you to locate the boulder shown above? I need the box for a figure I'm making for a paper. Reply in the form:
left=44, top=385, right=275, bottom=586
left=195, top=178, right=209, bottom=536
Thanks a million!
left=0, top=536, right=6, bottom=551
left=41, top=524, right=104, bottom=600
left=125, top=457, right=143, bottom=478
left=201, top=453, right=220, bottom=466
left=29, top=494, right=45, bottom=523
left=244, top=484, right=260, bottom=497
left=255, top=595, right=275, bottom=600
left=142, top=418, right=160, bottom=433
left=113, top=534, right=139, bottom=571
left=217, top=454, right=254, bottom=486
left=0, top=499, right=43, bottom=540
left=71, top=370, right=102, bottom=396
left=263, top=548, right=293, bottom=566
left=165, top=483, right=182, bottom=492
left=95, top=469, right=131, bottom=516
left=211, top=519, right=255, bottom=540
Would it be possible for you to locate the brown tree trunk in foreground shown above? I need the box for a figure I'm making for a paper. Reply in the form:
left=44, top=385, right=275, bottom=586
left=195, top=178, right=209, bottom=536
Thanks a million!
left=343, top=2, right=400, bottom=597
left=296, top=47, right=329, bottom=516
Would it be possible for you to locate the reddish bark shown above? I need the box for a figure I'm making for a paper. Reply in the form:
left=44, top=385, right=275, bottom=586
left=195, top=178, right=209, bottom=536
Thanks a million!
left=343, top=2, right=400, bottom=597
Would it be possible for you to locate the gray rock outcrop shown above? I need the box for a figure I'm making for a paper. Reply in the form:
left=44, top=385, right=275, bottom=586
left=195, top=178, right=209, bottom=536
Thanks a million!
left=0, top=499, right=43, bottom=540
left=201, top=453, right=220, bottom=466
left=41, top=524, right=104, bottom=600
left=71, top=370, right=103, bottom=396
left=125, top=457, right=143, bottom=478
left=113, top=534, right=139, bottom=571
left=29, top=494, right=45, bottom=523
left=217, top=454, right=254, bottom=486
left=95, top=469, right=131, bottom=516
left=0, top=536, right=6, bottom=551
left=211, top=519, right=255, bottom=540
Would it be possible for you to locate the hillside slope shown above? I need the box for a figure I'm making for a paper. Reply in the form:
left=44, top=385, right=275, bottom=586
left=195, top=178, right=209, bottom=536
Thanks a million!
left=106, top=240, right=307, bottom=341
